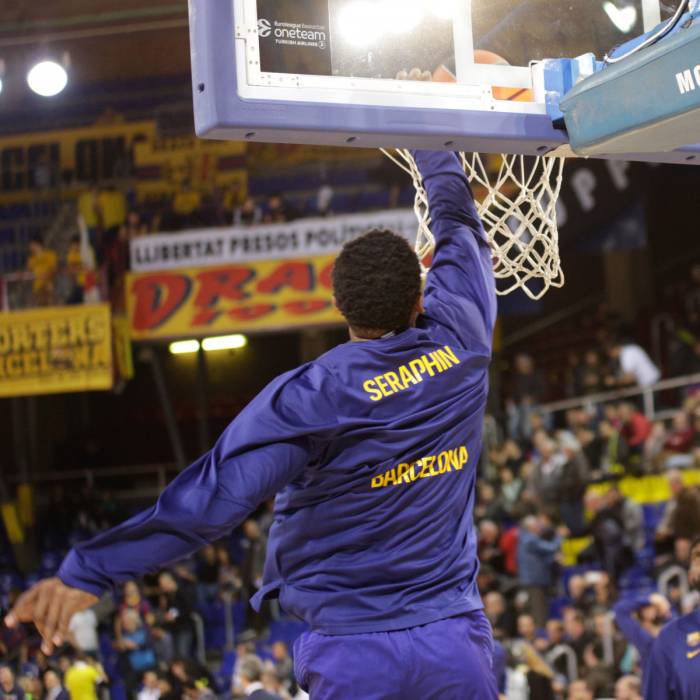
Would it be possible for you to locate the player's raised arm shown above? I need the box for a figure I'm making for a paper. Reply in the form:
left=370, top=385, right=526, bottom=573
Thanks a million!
left=6, top=364, right=335, bottom=653
left=412, top=150, right=497, bottom=351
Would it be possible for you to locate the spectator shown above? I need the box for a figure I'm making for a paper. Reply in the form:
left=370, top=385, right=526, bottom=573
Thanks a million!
left=582, top=641, right=615, bottom=698
left=43, top=670, right=69, bottom=700
left=617, top=403, right=653, bottom=466
left=563, top=608, right=595, bottom=667
left=580, top=350, right=606, bottom=395
left=0, top=666, right=24, bottom=700
left=664, top=410, right=694, bottom=457
left=657, top=470, right=700, bottom=544
left=484, top=591, right=517, bottom=638
left=234, top=198, right=262, bottom=226
left=557, top=433, right=591, bottom=536
left=116, top=609, right=157, bottom=697
left=606, top=485, right=645, bottom=554
left=67, top=606, right=99, bottom=656
left=598, top=419, right=630, bottom=475
left=26, top=236, right=58, bottom=306
left=66, top=234, right=87, bottom=304
left=478, top=520, right=505, bottom=574
left=137, top=671, right=161, bottom=700
left=615, top=675, right=643, bottom=700
left=605, top=338, right=661, bottom=389
left=234, top=655, right=281, bottom=700
left=517, top=515, right=564, bottom=627
left=270, top=641, right=293, bottom=688
left=263, top=194, right=291, bottom=224
left=517, top=613, right=538, bottom=644
left=580, top=492, right=633, bottom=579
left=498, top=467, right=524, bottom=518
left=196, top=545, right=221, bottom=604
left=64, top=654, right=106, bottom=700
left=240, top=520, right=269, bottom=634
left=613, top=593, right=670, bottom=669
left=567, top=679, right=594, bottom=700
left=157, top=572, right=195, bottom=658
left=567, top=575, right=594, bottom=616
left=507, top=353, right=546, bottom=441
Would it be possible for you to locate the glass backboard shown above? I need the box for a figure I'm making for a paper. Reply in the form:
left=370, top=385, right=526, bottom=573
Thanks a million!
left=188, top=0, right=698, bottom=163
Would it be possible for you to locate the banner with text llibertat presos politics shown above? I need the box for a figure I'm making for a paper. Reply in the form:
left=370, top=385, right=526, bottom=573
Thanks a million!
left=129, top=209, right=418, bottom=273
left=126, top=256, right=345, bottom=341
left=0, top=304, right=113, bottom=397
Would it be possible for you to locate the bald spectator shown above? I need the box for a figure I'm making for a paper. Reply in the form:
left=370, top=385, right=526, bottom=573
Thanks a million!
left=564, top=608, right=595, bottom=666
left=484, top=591, right=517, bottom=638
left=615, top=675, right=642, bottom=700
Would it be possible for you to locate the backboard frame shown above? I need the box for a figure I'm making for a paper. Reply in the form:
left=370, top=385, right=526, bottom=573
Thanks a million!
left=189, top=0, right=700, bottom=164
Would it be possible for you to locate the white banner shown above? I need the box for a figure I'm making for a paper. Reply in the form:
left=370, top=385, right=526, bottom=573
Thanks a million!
left=130, top=209, right=418, bottom=272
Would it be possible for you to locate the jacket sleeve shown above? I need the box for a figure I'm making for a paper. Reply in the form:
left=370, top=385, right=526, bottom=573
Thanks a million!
left=412, top=150, right=497, bottom=352
left=531, top=535, right=562, bottom=556
left=58, top=364, right=337, bottom=596
left=643, top=631, right=677, bottom=699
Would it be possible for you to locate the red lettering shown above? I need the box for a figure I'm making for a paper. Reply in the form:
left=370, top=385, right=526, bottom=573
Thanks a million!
left=194, top=267, right=255, bottom=308
left=319, top=262, right=334, bottom=290
left=228, top=304, right=276, bottom=321
left=257, top=262, right=314, bottom=294
left=191, top=309, right=221, bottom=327
left=283, top=300, right=332, bottom=316
left=131, top=274, right=191, bottom=331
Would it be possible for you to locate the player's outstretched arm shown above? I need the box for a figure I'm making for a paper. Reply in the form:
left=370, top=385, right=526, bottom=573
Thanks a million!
left=6, top=363, right=335, bottom=653
left=412, top=150, right=497, bottom=351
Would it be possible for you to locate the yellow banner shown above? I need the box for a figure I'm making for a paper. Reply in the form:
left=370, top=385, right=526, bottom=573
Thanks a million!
left=0, top=304, right=113, bottom=397
left=127, top=257, right=342, bottom=340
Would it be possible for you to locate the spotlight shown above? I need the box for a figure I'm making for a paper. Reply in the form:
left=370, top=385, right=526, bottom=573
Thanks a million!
left=201, top=334, right=248, bottom=352
left=430, top=0, right=456, bottom=20
left=27, top=60, right=68, bottom=97
left=169, top=340, right=200, bottom=355
left=603, top=2, right=638, bottom=33
left=339, top=2, right=381, bottom=47
left=384, top=0, right=424, bottom=33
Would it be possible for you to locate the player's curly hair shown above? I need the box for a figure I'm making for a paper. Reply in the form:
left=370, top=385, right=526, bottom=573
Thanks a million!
left=332, top=228, right=421, bottom=333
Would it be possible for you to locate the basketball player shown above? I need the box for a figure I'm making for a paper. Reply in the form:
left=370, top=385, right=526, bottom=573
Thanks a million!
left=643, top=536, right=700, bottom=699
left=6, top=150, right=498, bottom=699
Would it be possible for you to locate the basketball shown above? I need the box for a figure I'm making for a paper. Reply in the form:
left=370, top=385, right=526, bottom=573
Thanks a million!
left=474, top=50, right=533, bottom=102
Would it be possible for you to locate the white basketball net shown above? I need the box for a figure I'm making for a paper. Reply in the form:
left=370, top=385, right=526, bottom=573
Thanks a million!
left=382, top=150, right=566, bottom=300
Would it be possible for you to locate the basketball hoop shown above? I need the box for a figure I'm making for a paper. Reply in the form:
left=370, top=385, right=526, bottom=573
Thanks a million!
left=382, top=149, right=566, bottom=301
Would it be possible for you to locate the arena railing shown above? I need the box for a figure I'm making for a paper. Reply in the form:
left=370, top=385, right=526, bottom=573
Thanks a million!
left=8, top=463, right=180, bottom=502
left=537, top=372, right=700, bottom=421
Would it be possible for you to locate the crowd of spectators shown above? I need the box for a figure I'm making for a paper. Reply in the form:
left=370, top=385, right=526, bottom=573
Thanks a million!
left=0, top=491, right=300, bottom=700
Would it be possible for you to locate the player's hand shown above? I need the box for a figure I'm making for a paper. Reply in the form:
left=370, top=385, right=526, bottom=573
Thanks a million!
left=4, top=577, right=98, bottom=654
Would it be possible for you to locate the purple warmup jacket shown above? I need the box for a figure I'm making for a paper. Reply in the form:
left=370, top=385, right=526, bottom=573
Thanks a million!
left=59, top=150, right=497, bottom=635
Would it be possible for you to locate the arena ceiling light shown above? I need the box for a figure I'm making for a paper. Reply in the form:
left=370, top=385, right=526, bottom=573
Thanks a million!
left=339, top=0, right=430, bottom=46
left=602, top=2, right=638, bottom=33
left=27, top=60, right=68, bottom=97
left=201, top=334, right=248, bottom=352
left=169, top=339, right=200, bottom=355
left=430, top=0, right=456, bottom=20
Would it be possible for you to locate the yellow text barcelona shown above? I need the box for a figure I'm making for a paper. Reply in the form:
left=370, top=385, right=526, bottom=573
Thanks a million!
left=371, top=445, right=469, bottom=490
left=363, top=346, right=461, bottom=402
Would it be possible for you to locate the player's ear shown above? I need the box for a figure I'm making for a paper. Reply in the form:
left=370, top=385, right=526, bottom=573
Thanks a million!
left=415, top=293, right=425, bottom=315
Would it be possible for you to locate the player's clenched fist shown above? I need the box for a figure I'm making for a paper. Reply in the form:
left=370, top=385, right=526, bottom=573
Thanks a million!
left=4, top=577, right=98, bottom=654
